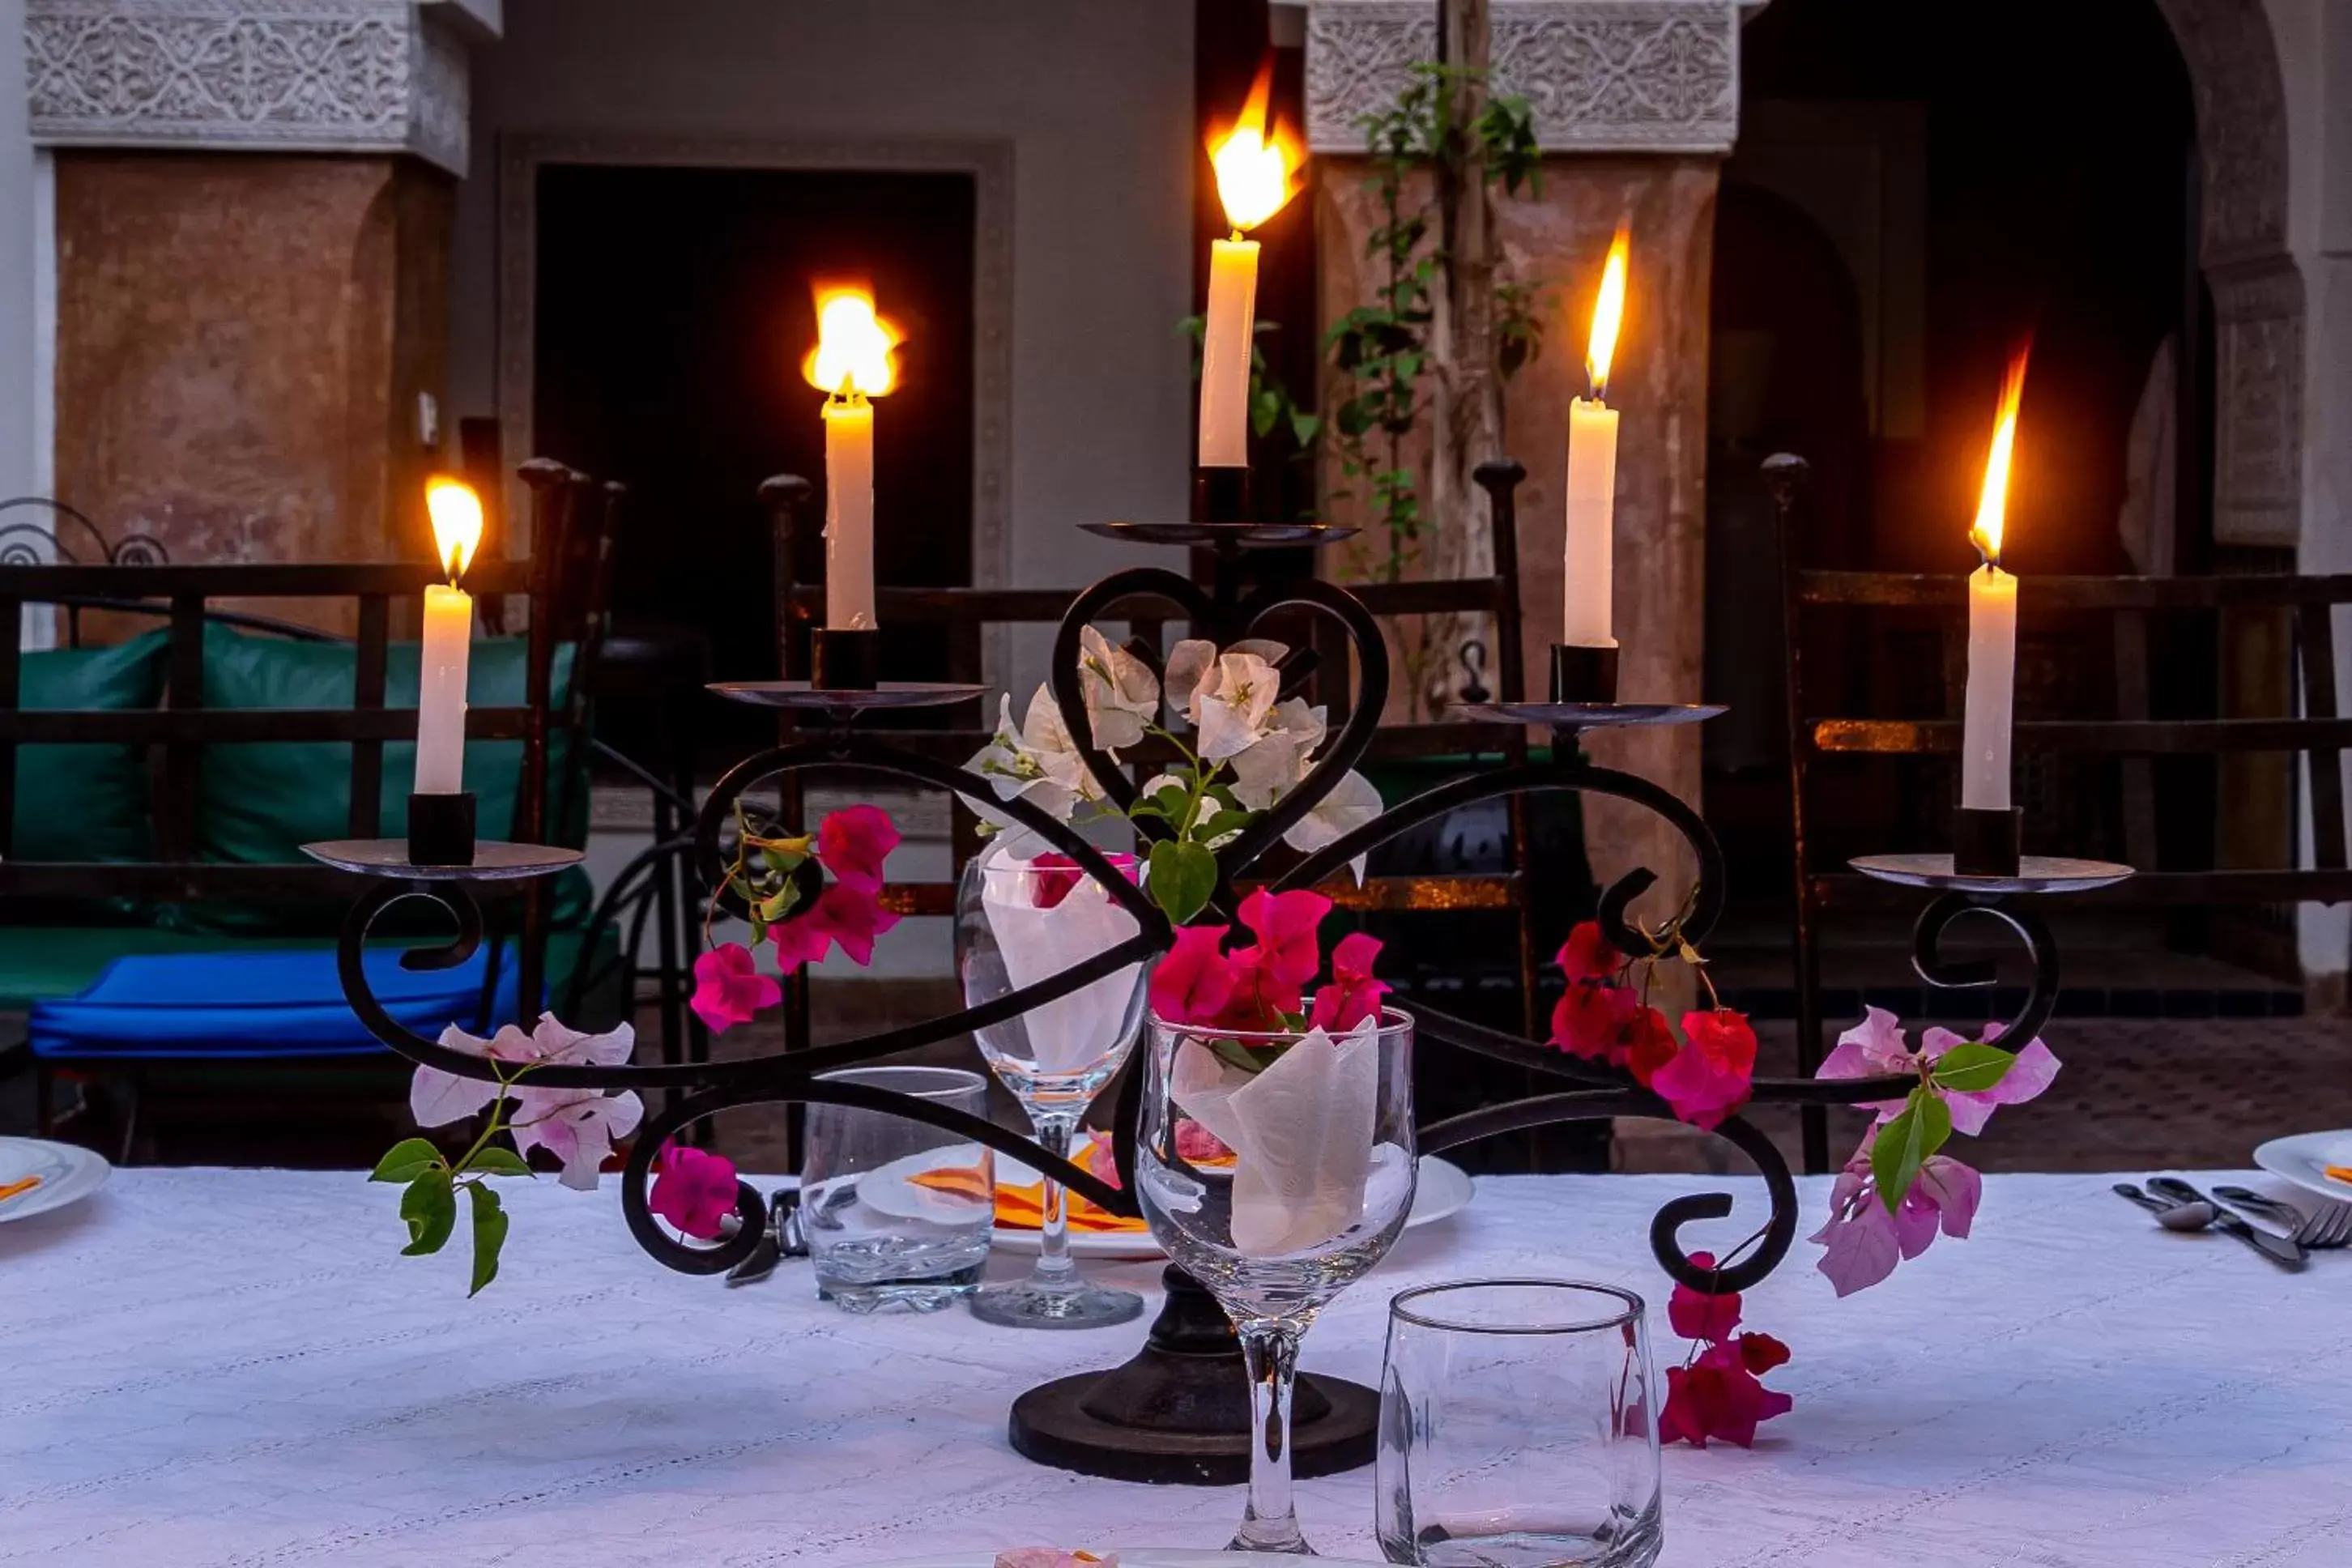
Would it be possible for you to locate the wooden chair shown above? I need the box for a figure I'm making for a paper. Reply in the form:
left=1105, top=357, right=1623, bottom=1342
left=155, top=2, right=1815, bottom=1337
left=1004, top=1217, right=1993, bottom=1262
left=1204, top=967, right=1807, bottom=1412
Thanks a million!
left=1771, top=453, right=2352, bottom=1170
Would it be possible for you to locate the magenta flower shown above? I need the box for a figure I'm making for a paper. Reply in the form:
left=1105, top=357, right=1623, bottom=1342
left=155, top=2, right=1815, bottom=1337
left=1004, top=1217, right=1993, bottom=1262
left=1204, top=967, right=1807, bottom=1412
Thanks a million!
left=1659, top=1337, right=1794, bottom=1449
left=769, top=905, right=833, bottom=970
left=1649, top=1009, right=1758, bottom=1131
left=1555, top=921, right=1624, bottom=983
left=650, top=1143, right=741, bottom=1239
left=1809, top=1127, right=1984, bottom=1296
left=1666, top=1250, right=1744, bottom=1343
left=1151, top=924, right=1236, bottom=1026
left=816, top=803, right=899, bottom=894
left=1238, top=887, right=1332, bottom=989
left=1309, top=931, right=1389, bottom=1032
left=769, top=882, right=901, bottom=969
left=690, top=943, right=780, bottom=1034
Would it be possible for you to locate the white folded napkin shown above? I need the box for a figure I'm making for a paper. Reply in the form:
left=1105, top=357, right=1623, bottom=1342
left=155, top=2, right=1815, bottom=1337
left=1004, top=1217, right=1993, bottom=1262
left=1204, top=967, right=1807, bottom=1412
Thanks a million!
left=1172, top=1019, right=1381, bottom=1255
left=980, top=851, right=1142, bottom=1075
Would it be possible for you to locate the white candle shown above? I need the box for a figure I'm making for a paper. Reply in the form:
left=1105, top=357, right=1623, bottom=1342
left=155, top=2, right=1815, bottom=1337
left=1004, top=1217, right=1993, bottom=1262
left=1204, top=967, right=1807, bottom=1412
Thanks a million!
left=1564, top=227, right=1630, bottom=648
left=823, top=394, right=876, bottom=630
left=803, top=287, right=898, bottom=632
left=1199, top=236, right=1259, bottom=469
left=416, top=582, right=471, bottom=795
left=1962, top=563, right=2017, bottom=810
left=416, top=477, right=482, bottom=796
left=1563, top=398, right=1619, bottom=647
left=1961, top=348, right=2030, bottom=813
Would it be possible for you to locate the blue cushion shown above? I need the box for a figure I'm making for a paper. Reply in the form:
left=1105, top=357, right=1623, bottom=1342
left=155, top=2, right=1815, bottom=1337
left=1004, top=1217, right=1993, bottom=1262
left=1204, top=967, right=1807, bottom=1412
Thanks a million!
left=28, top=946, right=519, bottom=1060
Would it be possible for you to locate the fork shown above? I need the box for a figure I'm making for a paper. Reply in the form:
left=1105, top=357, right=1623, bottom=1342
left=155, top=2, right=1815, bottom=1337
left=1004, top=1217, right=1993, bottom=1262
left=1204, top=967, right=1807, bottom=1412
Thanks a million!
left=2214, top=1185, right=2352, bottom=1250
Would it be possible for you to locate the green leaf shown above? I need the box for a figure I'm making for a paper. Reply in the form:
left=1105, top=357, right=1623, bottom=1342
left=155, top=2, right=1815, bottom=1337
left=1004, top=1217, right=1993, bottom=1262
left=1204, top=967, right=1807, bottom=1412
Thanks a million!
left=370, top=1138, right=443, bottom=1185
left=1869, top=1089, right=1954, bottom=1214
left=1147, top=783, right=1189, bottom=818
left=463, top=1145, right=533, bottom=1178
left=399, top=1169, right=457, bottom=1256
left=1147, top=839, right=1219, bottom=926
left=467, top=1182, right=509, bottom=1297
left=1197, top=808, right=1255, bottom=842
left=1929, top=1042, right=2017, bottom=1095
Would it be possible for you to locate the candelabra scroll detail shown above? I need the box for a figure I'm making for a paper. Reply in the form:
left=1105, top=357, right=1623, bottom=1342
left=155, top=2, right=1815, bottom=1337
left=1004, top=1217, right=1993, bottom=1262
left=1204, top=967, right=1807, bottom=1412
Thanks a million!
left=1909, top=891, right=2060, bottom=1048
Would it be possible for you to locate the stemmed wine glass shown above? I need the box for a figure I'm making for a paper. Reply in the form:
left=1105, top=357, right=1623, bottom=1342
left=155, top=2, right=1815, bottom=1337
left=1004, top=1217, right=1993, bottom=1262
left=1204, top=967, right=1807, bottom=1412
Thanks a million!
left=1134, top=1007, right=1417, bottom=1554
left=955, top=842, right=1149, bottom=1328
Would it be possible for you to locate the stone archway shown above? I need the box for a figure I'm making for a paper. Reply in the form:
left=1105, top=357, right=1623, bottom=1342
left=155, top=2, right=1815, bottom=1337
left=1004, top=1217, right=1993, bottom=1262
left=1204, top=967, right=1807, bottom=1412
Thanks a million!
left=2154, top=0, right=2302, bottom=548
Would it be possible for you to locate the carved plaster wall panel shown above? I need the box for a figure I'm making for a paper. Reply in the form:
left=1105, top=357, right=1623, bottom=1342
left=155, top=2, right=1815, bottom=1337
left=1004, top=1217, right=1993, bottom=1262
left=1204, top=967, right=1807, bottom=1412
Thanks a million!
left=2210, top=259, right=2304, bottom=548
left=2154, top=0, right=2287, bottom=266
left=26, top=0, right=473, bottom=174
left=1306, top=0, right=1741, bottom=155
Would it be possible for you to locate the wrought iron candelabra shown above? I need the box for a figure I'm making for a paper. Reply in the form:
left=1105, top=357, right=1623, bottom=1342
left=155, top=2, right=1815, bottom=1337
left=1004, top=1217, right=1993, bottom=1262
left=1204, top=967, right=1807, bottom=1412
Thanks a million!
left=313, top=460, right=2127, bottom=1483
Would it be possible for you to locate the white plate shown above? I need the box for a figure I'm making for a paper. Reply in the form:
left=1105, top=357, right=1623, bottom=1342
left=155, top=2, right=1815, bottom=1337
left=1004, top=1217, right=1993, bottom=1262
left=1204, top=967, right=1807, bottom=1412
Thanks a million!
left=991, top=1146, right=1476, bottom=1261
left=0, top=1136, right=110, bottom=1224
left=2252, top=1130, right=2352, bottom=1207
left=873, top=1553, right=1391, bottom=1568
left=847, top=1147, right=999, bottom=1227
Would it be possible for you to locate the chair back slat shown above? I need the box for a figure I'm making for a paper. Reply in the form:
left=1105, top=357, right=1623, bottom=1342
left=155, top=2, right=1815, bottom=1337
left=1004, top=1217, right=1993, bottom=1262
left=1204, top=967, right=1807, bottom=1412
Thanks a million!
left=159, top=593, right=207, bottom=861
left=350, top=594, right=389, bottom=837
left=0, top=593, right=19, bottom=858
left=2299, top=602, right=2347, bottom=871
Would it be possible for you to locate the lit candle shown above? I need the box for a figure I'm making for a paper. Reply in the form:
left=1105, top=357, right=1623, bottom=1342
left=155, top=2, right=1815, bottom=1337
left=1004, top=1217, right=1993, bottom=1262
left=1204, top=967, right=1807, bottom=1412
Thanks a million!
left=1962, top=349, right=2030, bottom=812
left=801, top=287, right=901, bottom=630
left=416, top=476, right=483, bottom=796
left=1564, top=227, right=1629, bottom=648
left=1199, top=60, right=1302, bottom=469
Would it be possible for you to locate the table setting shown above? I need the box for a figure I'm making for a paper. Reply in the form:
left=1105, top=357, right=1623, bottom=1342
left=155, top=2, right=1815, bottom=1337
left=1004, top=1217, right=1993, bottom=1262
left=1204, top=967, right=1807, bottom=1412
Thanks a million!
left=9, top=70, right=2352, bottom=1568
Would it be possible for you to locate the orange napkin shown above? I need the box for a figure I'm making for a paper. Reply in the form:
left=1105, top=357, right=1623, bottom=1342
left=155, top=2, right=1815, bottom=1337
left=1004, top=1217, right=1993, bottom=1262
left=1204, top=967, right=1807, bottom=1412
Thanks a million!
left=0, top=1174, right=41, bottom=1204
left=2324, top=1164, right=2352, bottom=1187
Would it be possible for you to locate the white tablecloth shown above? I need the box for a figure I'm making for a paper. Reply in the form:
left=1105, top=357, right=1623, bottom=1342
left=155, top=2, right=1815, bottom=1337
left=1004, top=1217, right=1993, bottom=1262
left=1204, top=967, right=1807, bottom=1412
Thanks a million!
left=2, top=1167, right=2344, bottom=1566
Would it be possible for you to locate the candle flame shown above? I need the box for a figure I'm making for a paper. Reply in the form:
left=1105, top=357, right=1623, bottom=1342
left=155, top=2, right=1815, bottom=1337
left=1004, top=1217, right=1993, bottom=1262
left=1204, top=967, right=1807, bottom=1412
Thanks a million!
left=1970, top=347, right=2031, bottom=566
left=425, top=475, right=483, bottom=580
left=800, top=285, right=901, bottom=398
left=1585, top=224, right=1630, bottom=399
left=1208, top=58, right=1303, bottom=233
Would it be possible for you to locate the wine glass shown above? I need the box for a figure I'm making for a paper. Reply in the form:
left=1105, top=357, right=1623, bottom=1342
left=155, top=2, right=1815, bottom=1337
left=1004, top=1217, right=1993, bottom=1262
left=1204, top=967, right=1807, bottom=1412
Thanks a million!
left=1134, top=1008, right=1417, bottom=1554
left=955, top=842, right=1149, bottom=1328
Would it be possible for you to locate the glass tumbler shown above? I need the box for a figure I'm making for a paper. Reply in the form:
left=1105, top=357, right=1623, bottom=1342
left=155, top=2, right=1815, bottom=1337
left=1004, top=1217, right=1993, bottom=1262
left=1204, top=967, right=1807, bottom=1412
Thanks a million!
left=1377, top=1280, right=1664, bottom=1568
left=800, top=1065, right=995, bottom=1313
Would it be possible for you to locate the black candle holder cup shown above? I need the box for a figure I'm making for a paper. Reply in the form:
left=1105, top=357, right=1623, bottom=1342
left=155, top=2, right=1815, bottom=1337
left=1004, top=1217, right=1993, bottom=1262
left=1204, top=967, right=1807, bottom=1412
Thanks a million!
left=405, top=790, right=476, bottom=868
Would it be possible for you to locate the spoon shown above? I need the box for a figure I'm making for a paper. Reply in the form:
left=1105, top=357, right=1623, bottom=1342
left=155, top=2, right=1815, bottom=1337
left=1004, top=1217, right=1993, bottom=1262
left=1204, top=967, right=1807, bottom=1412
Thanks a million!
left=2144, top=1175, right=2306, bottom=1268
left=2113, top=1182, right=2217, bottom=1231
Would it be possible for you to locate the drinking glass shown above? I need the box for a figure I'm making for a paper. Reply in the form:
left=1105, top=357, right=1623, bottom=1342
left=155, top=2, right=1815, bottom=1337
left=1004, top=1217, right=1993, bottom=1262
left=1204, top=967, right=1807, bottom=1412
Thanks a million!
left=1376, top=1280, right=1664, bottom=1568
left=800, top=1065, right=995, bottom=1313
left=1135, top=1008, right=1417, bottom=1554
left=957, top=845, right=1148, bottom=1329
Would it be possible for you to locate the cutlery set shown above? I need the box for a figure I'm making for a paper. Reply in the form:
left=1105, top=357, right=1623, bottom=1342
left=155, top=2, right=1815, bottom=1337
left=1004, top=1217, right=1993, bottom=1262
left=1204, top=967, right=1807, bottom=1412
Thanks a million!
left=2112, top=1177, right=2351, bottom=1271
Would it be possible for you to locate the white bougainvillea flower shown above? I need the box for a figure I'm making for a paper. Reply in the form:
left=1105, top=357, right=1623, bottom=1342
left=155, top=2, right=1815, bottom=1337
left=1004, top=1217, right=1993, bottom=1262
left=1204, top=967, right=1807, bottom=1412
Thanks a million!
left=1078, top=625, right=1159, bottom=752
left=410, top=1014, right=645, bottom=1191
left=1191, top=651, right=1283, bottom=760
left=1282, top=766, right=1383, bottom=882
left=1227, top=697, right=1328, bottom=811
left=1164, top=637, right=1285, bottom=725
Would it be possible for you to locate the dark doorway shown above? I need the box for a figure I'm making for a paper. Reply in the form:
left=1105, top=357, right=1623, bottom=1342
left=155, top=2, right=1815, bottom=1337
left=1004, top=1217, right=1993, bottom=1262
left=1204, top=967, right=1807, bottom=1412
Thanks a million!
left=534, top=162, right=978, bottom=754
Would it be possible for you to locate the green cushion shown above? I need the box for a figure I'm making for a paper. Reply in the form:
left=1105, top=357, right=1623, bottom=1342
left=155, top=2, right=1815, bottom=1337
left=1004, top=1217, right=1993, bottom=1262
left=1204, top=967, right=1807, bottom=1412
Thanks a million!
left=171, top=626, right=588, bottom=932
left=10, top=630, right=169, bottom=863
left=0, top=923, right=616, bottom=1016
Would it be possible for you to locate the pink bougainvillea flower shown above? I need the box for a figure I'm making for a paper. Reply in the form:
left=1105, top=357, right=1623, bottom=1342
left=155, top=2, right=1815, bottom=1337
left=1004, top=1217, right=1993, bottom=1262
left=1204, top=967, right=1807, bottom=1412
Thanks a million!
left=1551, top=981, right=1635, bottom=1063
left=1238, top=887, right=1332, bottom=989
left=1215, top=944, right=1304, bottom=1033
left=509, top=1083, right=646, bottom=1191
left=815, top=803, right=899, bottom=895
left=1920, top=1021, right=2061, bottom=1136
left=1309, top=931, right=1389, bottom=1032
left=1150, top=924, right=1235, bottom=1025
left=1029, top=850, right=1139, bottom=910
left=1667, top=1250, right=1743, bottom=1344
left=1556, top=921, right=1625, bottom=984
left=1076, top=1134, right=1123, bottom=1190
left=689, top=942, right=780, bottom=1034
left=649, top=1142, right=741, bottom=1239
left=411, top=1020, right=540, bottom=1128
left=1815, top=1005, right=1916, bottom=1120
left=1658, top=1339, right=1793, bottom=1449
left=1651, top=1008, right=1758, bottom=1130
left=812, top=881, right=900, bottom=965
left=1809, top=1127, right=1984, bottom=1296
left=1619, top=1003, right=1680, bottom=1086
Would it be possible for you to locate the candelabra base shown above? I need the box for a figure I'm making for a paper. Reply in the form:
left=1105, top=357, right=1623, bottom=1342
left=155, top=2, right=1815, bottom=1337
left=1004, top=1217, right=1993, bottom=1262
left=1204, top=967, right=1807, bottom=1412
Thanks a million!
left=809, top=626, right=880, bottom=690
left=1006, top=1265, right=1377, bottom=1485
left=405, top=791, right=476, bottom=867
left=1953, top=805, right=2023, bottom=877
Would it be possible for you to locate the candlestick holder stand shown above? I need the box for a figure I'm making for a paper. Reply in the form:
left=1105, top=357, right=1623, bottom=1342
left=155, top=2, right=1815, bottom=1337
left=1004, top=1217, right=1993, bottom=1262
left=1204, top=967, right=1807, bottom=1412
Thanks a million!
left=315, top=460, right=2128, bottom=1487
left=808, top=625, right=880, bottom=690
left=404, top=790, right=476, bottom=867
